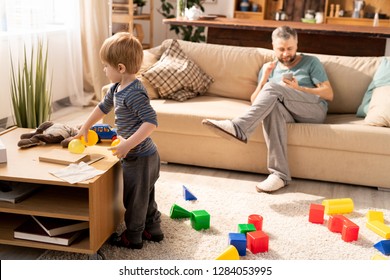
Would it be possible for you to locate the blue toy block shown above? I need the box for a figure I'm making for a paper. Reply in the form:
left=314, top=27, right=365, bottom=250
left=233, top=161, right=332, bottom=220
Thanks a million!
left=183, top=185, right=197, bottom=201
left=374, top=240, right=390, bottom=256
left=228, top=232, right=247, bottom=256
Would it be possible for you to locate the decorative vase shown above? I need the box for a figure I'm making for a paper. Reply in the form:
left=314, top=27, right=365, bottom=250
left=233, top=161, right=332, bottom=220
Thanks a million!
left=136, top=6, right=143, bottom=15
left=240, top=0, right=250, bottom=12
left=177, top=0, right=187, bottom=19
left=315, top=12, right=324, bottom=24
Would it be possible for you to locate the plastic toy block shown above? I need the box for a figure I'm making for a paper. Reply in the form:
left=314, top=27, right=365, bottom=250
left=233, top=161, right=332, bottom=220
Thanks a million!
left=215, top=245, right=240, bottom=260
left=247, top=230, right=269, bottom=254
left=366, top=210, right=384, bottom=223
left=327, top=215, right=359, bottom=242
left=182, top=185, right=197, bottom=201
left=327, top=215, right=345, bottom=233
left=228, top=233, right=247, bottom=256
left=190, top=210, right=210, bottom=231
left=341, top=218, right=359, bottom=242
left=371, top=254, right=389, bottom=260
left=170, top=204, right=191, bottom=219
left=366, top=220, right=390, bottom=239
left=238, top=223, right=256, bottom=234
left=374, top=240, right=390, bottom=256
left=248, top=214, right=263, bottom=230
left=322, top=198, right=354, bottom=215
left=309, top=204, right=325, bottom=224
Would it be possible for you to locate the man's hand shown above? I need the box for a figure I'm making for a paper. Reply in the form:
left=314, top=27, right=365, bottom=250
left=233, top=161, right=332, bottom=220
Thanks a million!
left=283, top=77, right=299, bottom=90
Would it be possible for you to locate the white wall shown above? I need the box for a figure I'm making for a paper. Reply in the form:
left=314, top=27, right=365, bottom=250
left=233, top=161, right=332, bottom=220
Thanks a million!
left=0, top=30, right=83, bottom=122
left=152, top=0, right=235, bottom=47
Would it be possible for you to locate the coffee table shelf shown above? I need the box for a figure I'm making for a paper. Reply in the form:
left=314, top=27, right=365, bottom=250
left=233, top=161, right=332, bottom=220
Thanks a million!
left=0, top=128, right=122, bottom=255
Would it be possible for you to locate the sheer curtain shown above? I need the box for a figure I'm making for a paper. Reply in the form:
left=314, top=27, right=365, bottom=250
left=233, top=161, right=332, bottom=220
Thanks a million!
left=0, top=0, right=110, bottom=126
left=79, top=0, right=110, bottom=104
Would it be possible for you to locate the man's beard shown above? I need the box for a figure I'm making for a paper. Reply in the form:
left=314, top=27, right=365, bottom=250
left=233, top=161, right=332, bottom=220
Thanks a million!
left=278, top=54, right=297, bottom=66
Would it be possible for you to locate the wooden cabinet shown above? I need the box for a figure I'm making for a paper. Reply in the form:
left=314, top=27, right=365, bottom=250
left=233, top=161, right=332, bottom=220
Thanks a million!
left=112, top=0, right=154, bottom=48
left=233, top=0, right=390, bottom=27
left=233, top=0, right=268, bottom=20
left=0, top=128, right=121, bottom=256
left=324, top=0, right=390, bottom=27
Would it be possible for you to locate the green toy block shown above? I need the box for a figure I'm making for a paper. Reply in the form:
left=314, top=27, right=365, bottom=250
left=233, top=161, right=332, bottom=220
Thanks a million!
left=238, top=223, right=256, bottom=234
left=170, top=204, right=191, bottom=219
left=190, top=210, right=210, bottom=231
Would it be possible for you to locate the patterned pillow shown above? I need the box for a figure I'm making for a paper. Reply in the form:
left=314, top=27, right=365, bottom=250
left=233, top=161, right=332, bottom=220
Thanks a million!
left=142, top=39, right=214, bottom=101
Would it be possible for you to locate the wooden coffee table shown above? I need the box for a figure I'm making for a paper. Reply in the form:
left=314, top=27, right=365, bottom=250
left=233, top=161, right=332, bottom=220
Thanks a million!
left=0, top=127, right=123, bottom=258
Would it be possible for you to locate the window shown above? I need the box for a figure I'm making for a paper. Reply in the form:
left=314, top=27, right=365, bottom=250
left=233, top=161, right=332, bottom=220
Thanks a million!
left=0, top=0, right=77, bottom=33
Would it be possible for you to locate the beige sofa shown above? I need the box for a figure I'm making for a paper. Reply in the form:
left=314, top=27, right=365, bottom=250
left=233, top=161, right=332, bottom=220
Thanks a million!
left=103, top=39, right=390, bottom=191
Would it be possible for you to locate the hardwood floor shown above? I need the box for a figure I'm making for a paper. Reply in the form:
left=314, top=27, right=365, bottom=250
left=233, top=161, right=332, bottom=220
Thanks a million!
left=1, top=105, right=389, bottom=260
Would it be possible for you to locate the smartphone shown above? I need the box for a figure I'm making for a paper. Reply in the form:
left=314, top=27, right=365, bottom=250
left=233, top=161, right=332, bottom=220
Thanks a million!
left=283, top=73, right=293, bottom=81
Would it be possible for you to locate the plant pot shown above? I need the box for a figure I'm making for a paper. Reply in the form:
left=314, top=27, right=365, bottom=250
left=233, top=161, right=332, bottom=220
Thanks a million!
left=136, top=6, right=143, bottom=15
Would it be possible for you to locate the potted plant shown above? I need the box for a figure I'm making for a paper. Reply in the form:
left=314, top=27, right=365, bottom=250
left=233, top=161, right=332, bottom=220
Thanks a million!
left=158, top=0, right=206, bottom=42
left=134, top=0, right=146, bottom=15
left=10, top=40, right=52, bottom=129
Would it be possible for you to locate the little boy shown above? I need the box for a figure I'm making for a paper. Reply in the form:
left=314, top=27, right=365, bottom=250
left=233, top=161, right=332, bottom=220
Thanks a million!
left=75, top=32, right=163, bottom=249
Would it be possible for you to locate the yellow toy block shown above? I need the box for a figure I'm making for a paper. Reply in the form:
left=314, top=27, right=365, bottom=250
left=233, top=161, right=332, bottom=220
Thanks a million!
left=366, top=220, right=390, bottom=239
left=215, top=245, right=240, bottom=260
left=322, top=198, right=354, bottom=215
left=371, top=254, right=389, bottom=260
left=366, top=210, right=384, bottom=223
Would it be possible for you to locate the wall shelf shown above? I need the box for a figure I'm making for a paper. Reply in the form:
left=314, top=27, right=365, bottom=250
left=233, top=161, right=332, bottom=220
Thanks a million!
left=112, top=0, right=154, bottom=48
left=233, top=0, right=390, bottom=27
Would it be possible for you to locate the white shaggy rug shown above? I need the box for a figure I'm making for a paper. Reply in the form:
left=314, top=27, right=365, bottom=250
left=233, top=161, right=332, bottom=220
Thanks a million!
left=38, top=164, right=389, bottom=260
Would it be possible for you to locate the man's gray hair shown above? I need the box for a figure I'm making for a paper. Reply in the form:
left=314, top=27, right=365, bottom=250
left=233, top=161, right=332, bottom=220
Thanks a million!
left=272, top=26, right=298, bottom=43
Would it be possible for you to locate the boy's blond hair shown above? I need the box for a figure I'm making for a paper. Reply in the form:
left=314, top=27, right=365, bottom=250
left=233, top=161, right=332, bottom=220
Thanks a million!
left=99, top=32, right=143, bottom=74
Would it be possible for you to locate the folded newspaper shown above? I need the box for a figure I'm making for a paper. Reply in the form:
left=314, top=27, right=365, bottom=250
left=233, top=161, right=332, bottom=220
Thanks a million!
left=50, top=162, right=105, bottom=184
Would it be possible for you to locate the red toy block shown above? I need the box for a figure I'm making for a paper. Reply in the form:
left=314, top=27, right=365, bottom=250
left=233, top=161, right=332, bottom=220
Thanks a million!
left=247, top=230, right=269, bottom=254
left=309, top=204, right=325, bottom=224
left=328, top=215, right=359, bottom=242
left=248, top=214, right=263, bottom=230
left=341, top=218, right=359, bottom=242
left=327, top=215, right=344, bottom=233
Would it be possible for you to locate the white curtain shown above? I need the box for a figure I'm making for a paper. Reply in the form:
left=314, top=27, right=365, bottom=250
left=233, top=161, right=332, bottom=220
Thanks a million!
left=0, top=0, right=110, bottom=126
left=79, top=0, right=110, bottom=104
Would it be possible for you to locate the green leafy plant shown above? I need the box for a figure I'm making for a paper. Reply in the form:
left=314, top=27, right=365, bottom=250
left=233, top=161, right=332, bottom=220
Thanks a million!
left=10, top=40, right=52, bottom=128
left=134, top=0, right=146, bottom=7
left=158, top=0, right=206, bottom=42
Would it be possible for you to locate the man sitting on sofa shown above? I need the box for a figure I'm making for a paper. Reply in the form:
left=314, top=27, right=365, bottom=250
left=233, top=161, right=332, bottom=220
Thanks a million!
left=202, top=26, right=334, bottom=192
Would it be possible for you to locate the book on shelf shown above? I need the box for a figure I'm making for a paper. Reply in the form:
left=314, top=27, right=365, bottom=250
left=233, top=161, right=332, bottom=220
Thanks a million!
left=0, top=181, right=43, bottom=203
left=32, top=215, right=89, bottom=236
left=14, top=217, right=85, bottom=246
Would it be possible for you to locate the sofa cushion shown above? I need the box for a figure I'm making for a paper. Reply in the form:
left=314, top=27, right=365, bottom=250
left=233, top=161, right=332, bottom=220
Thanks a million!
left=314, top=54, right=382, bottom=114
left=160, top=39, right=275, bottom=101
left=356, top=57, right=390, bottom=117
left=142, top=39, right=214, bottom=101
left=364, top=85, right=390, bottom=127
left=151, top=97, right=390, bottom=156
left=136, top=50, right=160, bottom=99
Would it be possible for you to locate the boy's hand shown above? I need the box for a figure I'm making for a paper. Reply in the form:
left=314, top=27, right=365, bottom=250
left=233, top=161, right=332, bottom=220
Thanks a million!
left=73, top=127, right=89, bottom=142
left=108, top=135, right=130, bottom=159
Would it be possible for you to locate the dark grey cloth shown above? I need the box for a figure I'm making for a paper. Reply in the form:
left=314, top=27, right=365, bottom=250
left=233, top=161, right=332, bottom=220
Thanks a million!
left=121, top=151, right=162, bottom=243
